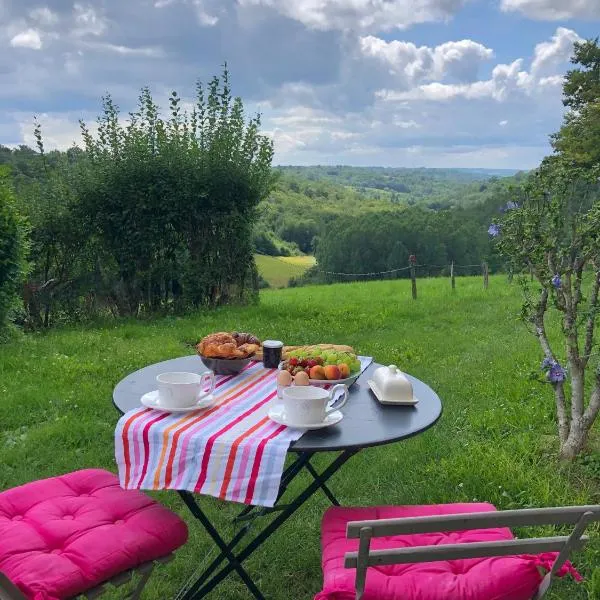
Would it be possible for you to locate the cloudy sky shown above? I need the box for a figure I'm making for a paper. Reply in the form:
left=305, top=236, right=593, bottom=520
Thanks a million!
left=1, top=0, right=599, bottom=168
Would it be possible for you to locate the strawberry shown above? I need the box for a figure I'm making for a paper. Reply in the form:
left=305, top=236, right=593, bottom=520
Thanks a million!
left=289, top=358, right=299, bottom=367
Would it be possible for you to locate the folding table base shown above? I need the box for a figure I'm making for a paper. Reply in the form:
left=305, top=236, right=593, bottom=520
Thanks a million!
left=177, top=449, right=357, bottom=600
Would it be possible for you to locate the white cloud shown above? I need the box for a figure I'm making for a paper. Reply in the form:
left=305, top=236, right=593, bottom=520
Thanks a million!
left=193, top=0, right=219, bottom=25
left=29, top=6, right=59, bottom=26
left=501, top=0, right=600, bottom=20
left=499, top=120, right=508, bottom=126
left=154, top=0, right=219, bottom=24
left=360, top=36, right=493, bottom=84
left=84, top=42, right=165, bottom=57
left=394, top=118, right=420, bottom=128
left=375, top=28, right=580, bottom=104
left=10, top=28, right=42, bottom=49
left=530, top=27, right=582, bottom=76
left=18, top=113, right=95, bottom=150
left=72, top=4, right=107, bottom=37
left=237, top=0, right=470, bottom=32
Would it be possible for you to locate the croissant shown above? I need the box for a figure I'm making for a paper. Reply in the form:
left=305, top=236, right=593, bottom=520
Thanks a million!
left=232, top=332, right=261, bottom=346
left=197, top=332, right=261, bottom=359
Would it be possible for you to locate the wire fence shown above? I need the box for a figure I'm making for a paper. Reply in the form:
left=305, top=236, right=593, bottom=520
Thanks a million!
left=255, top=251, right=496, bottom=294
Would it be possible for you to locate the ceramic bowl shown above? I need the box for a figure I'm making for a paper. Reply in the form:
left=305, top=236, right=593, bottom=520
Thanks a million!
left=199, top=356, right=251, bottom=375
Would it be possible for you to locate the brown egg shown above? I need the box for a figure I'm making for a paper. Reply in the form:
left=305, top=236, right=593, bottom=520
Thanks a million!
left=277, top=370, right=293, bottom=387
left=294, top=371, right=310, bottom=386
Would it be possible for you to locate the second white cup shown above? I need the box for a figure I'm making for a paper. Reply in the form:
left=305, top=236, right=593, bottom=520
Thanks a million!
left=281, top=384, right=348, bottom=425
left=156, top=371, right=215, bottom=409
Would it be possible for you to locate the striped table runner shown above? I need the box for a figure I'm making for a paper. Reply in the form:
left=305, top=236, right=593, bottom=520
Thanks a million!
left=114, top=363, right=305, bottom=507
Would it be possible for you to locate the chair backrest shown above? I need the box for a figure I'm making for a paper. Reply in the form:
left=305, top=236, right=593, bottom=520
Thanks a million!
left=0, top=573, right=26, bottom=600
left=344, top=505, right=600, bottom=600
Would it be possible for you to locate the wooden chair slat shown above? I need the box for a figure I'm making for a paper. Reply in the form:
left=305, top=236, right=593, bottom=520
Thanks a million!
left=344, top=535, right=587, bottom=569
left=346, top=505, right=600, bottom=538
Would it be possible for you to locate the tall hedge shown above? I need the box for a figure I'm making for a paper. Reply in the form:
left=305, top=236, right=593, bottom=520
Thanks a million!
left=28, top=68, right=275, bottom=320
left=0, top=167, right=27, bottom=333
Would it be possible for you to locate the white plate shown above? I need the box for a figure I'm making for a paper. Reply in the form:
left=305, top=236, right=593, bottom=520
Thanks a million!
left=268, top=404, right=344, bottom=430
left=279, top=356, right=373, bottom=387
left=367, top=379, right=419, bottom=406
left=141, top=390, right=216, bottom=413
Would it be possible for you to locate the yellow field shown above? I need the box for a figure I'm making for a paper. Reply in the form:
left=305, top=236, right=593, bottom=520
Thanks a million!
left=255, top=255, right=316, bottom=288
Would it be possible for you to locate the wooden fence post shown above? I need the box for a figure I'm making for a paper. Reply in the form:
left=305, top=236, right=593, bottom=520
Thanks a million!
left=482, top=262, right=489, bottom=289
left=450, top=261, right=456, bottom=291
left=409, top=255, right=417, bottom=300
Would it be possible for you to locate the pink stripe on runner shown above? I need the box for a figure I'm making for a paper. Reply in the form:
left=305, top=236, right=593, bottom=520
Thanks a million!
left=193, top=388, right=277, bottom=493
left=120, top=409, right=150, bottom=487
left=136, top=411, right=171, bottom=487
left=230, top=418, right=281, bottom=503
left=171, top=369, right=275, bottom=489
left=244, top=424, right=288, bottom=505
left=130, top=410, right=154, bottom=486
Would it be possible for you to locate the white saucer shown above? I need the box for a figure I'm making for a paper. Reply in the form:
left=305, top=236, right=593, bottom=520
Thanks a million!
left=141, top=390, right=215, bottom=413
left=268, top=404, right=344, bottom=430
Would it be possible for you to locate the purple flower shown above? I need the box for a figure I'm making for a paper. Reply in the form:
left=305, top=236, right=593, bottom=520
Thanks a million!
left=541, top=358, right=567, bottom=383
left=541, top=357, right=554, bottom=370
left=551, top=274, right=562, bottom=289
left=548, top=362, right=567, bottom=383
left=488, top=224, right=501, bottom=237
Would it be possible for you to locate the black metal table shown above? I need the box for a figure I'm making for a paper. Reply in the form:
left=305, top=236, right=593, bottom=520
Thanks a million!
left=113, top=356, right=442, bottom=600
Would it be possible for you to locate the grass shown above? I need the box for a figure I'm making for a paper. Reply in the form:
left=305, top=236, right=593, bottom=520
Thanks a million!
left=255, top=254, right=316, bottom=288
left=1, top=276, right=600, bottom=599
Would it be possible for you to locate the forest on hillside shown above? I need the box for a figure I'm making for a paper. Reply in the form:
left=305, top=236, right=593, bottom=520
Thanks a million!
left=2, top=144, right=514, bottom=278
left=277, top=165, right=522, bottom=207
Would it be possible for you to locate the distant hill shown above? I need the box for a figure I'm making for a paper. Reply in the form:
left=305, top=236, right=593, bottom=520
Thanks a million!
left=275, top=165, right=524, bottom=209
left=452, top=168, right=522, bottom=177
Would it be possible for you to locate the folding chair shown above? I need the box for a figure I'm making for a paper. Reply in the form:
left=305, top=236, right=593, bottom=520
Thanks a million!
left=317, top=503, right=600, bottom=600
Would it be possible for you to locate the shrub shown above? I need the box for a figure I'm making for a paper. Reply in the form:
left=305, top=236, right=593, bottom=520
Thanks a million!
left=31, top=68, right=275, bottom=319
left=0, top=167, right=27, bottom=334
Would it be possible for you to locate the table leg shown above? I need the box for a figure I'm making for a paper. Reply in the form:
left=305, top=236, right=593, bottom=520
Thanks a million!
left=304, top=460, right=340, bottom=506
left=179, top=491, right=266, bottom=600
left=184, top=453, right=314, bottom=589
left=179, top=449, right=357, bottom=600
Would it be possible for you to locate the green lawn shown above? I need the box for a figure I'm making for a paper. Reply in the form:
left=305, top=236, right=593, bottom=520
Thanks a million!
left=255, top=254, right=316, bottom=288
left=1, top=276, right=599, bottom=599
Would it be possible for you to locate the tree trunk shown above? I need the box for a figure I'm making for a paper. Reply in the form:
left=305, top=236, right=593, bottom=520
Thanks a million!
left=560, top=423, right=588, bottom=460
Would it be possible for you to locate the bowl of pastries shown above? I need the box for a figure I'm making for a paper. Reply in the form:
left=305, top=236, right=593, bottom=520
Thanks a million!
left=196, top=332, right=261, bottom=375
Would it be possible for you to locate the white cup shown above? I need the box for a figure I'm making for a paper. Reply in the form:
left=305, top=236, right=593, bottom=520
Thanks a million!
left=281, top=384, right=348, bottom=425
left=156, top=371, right=215, bottom=409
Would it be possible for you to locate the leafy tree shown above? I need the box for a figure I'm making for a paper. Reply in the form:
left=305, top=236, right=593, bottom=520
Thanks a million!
left=493, top=39, right=600, bottom=460
left=278, top=219, right=318, bottom=253
left=0, top=167, right=28, bottom=334
left=563, top=38, right=600, bottom=111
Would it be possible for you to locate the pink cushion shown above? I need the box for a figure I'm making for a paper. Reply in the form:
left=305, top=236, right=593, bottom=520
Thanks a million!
left=0, top=469, right=188, bottom=600
left=316, top=503, right=577, bottom=600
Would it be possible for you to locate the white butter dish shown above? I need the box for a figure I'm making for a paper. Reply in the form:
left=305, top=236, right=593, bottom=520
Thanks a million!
left=368, top=365, right=418, bottom=405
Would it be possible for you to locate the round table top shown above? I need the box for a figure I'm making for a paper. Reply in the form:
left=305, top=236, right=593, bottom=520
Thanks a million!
left=112, top=356, right=442, bottom=453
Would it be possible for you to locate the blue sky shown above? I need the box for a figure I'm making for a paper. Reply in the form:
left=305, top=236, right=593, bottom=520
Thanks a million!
left=1, top=0, right=599, bottom=169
